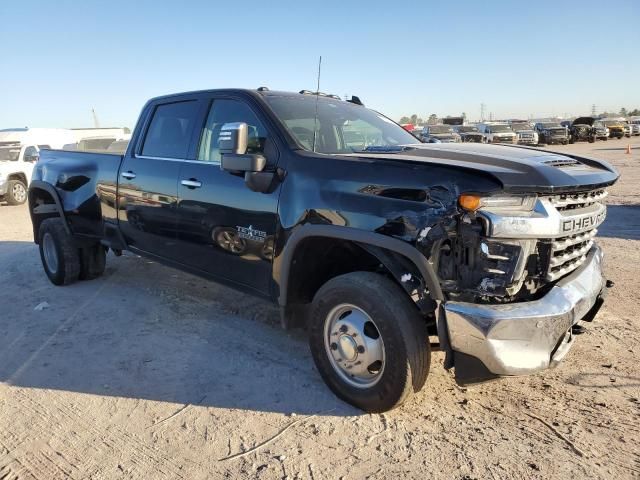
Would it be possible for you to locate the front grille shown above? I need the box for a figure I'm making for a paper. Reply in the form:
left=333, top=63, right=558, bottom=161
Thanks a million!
left=541, top=189, right=607, bottom=281
left=548, top=189, right=607, bottom=210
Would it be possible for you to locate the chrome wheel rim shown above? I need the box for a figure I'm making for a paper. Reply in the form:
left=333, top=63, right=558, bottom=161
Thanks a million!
left=323, top=303, right=385, bottom=389
left=12, top=183, right=26, bottom=203
left=42, top=232, right=59, bottom=273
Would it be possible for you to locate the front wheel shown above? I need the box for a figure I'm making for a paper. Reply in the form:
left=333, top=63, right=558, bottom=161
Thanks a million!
left=308, top=272, right=430, bottom=412
left=6, top=179, right=28, bottom=205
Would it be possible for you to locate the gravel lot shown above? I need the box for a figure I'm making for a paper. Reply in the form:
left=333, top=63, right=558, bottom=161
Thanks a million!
left=1, top=140, right=639, bottom=480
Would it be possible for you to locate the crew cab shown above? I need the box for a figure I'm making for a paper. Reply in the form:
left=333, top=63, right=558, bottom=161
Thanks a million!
left=569, top=117, right=599, bottom=143
left=477, top=123, right=517, bottom=144
left=28, top=88, right=618, bottom=412
left=599, top=119, right=625, bottom=139
left=509, top=121, right=539, bottom=146
left=453, top=125, right=485, bottom=143
left=419, top=124, right=460, bottom=143
left=534, top=122, right=569, bottom=145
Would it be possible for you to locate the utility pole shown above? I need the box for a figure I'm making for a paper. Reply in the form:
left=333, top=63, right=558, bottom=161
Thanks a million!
left=91, top=108, right=100, bottom=128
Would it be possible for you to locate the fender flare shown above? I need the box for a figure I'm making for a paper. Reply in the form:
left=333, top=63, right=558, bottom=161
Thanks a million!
left=28, top=180, right=71, bottom=236
left=276, top=223, right=444, bottom=307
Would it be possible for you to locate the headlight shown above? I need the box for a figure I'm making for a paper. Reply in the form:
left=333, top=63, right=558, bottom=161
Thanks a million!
left=459, top=194, right=537, bottom=212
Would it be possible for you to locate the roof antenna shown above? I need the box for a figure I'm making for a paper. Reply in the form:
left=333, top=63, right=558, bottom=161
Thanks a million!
left=312, top=56, right=322, bottom=153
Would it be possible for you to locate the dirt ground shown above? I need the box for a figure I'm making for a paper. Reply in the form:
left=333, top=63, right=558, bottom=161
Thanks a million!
left=1, top=139, right=639, bottom=480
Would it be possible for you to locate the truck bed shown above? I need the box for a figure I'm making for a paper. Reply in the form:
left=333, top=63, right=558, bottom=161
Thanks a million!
left=35, top=149, right=124, bottom=224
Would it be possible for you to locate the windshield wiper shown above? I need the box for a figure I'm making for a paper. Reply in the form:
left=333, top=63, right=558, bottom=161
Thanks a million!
left=353, top=145, right=416, bottom=153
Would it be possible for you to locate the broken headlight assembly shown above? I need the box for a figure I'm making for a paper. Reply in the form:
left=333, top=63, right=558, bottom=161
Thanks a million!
left=433, top=194, right=542, bottom=302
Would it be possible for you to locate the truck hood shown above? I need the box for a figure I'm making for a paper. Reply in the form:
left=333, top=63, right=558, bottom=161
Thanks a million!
left=347, top=143, right=619, bottom=193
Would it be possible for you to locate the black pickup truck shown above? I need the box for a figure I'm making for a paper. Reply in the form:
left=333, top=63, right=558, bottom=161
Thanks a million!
left=28, top=88, right=618, bottom=412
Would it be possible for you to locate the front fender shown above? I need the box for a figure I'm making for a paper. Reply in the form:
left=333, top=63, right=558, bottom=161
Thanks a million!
left=275, top=223, right=445, bottom=307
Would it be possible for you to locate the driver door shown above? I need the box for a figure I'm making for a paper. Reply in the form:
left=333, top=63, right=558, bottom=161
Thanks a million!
left=173, top=96, right=282, bottom=296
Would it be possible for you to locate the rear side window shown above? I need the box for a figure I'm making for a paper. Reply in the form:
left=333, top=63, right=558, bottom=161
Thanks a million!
left=142, top=101, right=199, bottom=158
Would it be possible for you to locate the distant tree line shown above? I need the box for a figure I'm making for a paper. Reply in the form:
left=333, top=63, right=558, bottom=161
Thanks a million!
left=398, top=113, right=465, bottom=125
left=609, top=108, right=640, bottom=117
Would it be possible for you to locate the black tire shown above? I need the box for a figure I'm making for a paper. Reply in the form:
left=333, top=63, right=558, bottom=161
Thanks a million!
left=5, top=179, right=28, bottom=205
left=308, top=272, right=430, bottom=412
left=80, top=244, right=107, bottom=280
left=38, top=218, right=81, bottom=285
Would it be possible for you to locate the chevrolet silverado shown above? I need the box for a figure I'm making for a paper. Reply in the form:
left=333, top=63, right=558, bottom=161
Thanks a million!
left=28, top=88, right=618, bottom=412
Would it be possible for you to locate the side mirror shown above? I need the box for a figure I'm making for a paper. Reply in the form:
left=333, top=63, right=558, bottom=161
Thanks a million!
left=219, top=122, right=248, bottom=155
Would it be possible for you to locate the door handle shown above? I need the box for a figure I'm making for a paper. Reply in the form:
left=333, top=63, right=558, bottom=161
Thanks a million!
left=181, top=179, right=202, bottom=188
left=121, top=171, right=136, bottom=180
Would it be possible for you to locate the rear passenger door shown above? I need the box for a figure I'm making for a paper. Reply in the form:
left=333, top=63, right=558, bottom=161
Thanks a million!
left=118, top=99, right=201, bottom=258
left=173, top=96, right=281, bottom=296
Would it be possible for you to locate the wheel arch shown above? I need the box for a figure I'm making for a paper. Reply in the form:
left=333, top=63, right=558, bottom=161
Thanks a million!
left=28, top=180, right=71, bottom=243
left=276, top=224, right=444, bottom=328
left=7, top=172, right=28, bottom=186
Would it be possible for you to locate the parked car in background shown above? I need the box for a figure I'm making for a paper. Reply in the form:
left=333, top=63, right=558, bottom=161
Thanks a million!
left=453, top=125, right=485, bottom=143
left=631, top=123, right=640, bottom=136
left=534, top=122, right=569, bottom=145
left=599, top=119, right=625, bottom=139
left=0, top=143, right=39, bottom=205
left=509, top=121, right=538, bottom=146
left=592, top=121, right=610, bottom=141
left=420, top=124, right=460, bottom=143
left=568, top=117, right=598, bottom=143
left=477, top=123, right=517, bottom=144
left=0, top=128, right=79, bottom=205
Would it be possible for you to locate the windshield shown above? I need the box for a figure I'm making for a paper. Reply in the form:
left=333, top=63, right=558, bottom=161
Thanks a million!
left=429, top=125, right=454, bottom=134
left=541, top=123, right=563, bottom=129
left=264, top=95, right=419, bottom=154
left=457, top=126, right=478, bottom=133
left=0, top=146, right=20, bottom=161
left=489, top=124, right=512, bottom=133
left=601, top=120, right=621, bottom=126
left=510, top=123, right=531, bottom=131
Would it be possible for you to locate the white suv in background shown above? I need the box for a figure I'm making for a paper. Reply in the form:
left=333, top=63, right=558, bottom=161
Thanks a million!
left=0, top=143, right=39, bottom=205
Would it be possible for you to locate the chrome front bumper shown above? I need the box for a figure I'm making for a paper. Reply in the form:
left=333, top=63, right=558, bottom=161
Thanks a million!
left=444, top=244, right=605, bottom=377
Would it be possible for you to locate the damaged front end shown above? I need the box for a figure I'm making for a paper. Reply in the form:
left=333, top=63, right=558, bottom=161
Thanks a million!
left=427, top=194, right=544, bottom=303
left=420, top=189, right=610, bottom=384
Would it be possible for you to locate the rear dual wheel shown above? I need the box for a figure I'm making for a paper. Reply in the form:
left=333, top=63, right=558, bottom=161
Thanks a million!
left=308, top=272, right=431, bottom=412
left=39, top=218, right=106, bottom=285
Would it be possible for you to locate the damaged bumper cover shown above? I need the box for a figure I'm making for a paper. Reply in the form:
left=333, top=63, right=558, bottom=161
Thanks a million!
left=443, top=244, right=605, bottom=381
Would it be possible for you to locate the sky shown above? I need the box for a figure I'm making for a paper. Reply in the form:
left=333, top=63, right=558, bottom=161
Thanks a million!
left=1, top=0, right=639, bottom=129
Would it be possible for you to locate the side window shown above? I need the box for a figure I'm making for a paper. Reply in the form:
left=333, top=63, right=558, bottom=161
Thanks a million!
left=24, top=146, right=38, bottom=157
left=141, top=101, right=199, bottom=159
left=198, top=99, right=267, bottom=163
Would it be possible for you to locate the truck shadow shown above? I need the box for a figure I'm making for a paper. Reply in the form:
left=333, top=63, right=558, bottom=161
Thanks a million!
left=599, top=204, right=640, bottom=240
left=566, top=373, right=640, bottom=389
left=0, top=241, right=358, bottom=416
